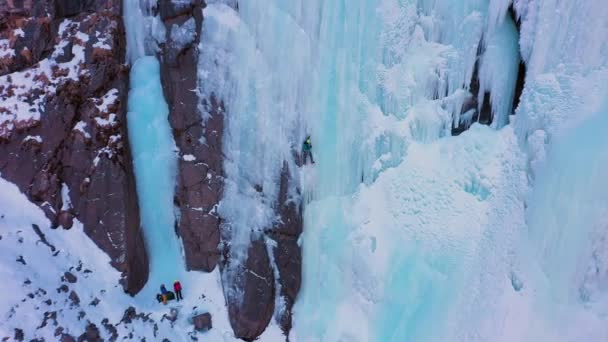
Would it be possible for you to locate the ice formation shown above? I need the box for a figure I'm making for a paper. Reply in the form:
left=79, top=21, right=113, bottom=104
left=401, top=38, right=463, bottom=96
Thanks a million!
left=198, top=0, right=608, bottom=340
left=0, top=0, right=606, bottom=340
left=123, top=0, right=182, bottom=296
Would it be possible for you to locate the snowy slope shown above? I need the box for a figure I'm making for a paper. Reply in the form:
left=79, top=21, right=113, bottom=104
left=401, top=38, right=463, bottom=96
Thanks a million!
left=0, top=176, right=288, bottom=340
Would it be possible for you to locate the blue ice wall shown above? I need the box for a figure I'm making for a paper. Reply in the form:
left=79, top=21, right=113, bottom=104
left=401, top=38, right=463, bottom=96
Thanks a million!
left=526, top=101, right=608, bottom=305
left=127, top=56, right=181, bottom=294
left=123, top=0, right=181, bottom=298
left=197, top=0, right=608, bottom=340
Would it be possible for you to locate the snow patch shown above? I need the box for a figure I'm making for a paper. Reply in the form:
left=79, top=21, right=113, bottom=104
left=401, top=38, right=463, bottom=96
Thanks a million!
left=73, top=121, right=91, bottom=139
left=60, top=183, right=72, bottom=211
left=13, top=28, right=25, bottom=37
left=22, top=135, right=42, bottom=143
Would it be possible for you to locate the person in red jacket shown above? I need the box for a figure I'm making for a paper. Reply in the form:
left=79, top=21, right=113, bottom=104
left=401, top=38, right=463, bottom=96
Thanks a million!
left=173, top=280, right=183, bottom=301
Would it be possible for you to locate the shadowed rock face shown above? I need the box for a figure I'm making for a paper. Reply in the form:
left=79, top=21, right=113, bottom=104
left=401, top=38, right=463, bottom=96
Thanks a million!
left=268, top=162, right=303, bottom=334
left=0, top=0, right=148, bottom=294
left=157, top=0, right=222, bottom=273
left=225, top=238, right=276, bottom=340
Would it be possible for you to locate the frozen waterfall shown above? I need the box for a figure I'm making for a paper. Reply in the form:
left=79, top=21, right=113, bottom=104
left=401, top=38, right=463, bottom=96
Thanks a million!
left=123, top=0, right=182, bottom=297
left=200, top=0, right=608, bottom=340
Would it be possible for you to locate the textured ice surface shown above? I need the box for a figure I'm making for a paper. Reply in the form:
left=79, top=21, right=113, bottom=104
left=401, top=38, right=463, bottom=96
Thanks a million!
left=200, top=2, right=310, bottom=300
left=478, top=15, right=520, bottom=128
left=127, top=56, right=181, bottom=295
left=151, top=0, right=607, bottom=340
left=526, top=102, right=608, bottom=321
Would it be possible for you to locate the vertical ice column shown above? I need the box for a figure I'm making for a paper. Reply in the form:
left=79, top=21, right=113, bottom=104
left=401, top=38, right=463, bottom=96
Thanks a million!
left=123, top=0, right=181, bottom=294
left=477, top=15, right=520, bottom=128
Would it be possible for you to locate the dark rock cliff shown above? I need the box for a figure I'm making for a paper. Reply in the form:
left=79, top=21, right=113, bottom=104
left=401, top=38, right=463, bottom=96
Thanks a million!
left=0, top=0, right=148, bottom=294
left=156, top=0, right=222, bottom=275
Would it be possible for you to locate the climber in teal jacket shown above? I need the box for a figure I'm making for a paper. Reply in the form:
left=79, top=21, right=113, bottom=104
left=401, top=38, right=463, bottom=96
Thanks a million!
left=302, top=136, right=315, bottom=165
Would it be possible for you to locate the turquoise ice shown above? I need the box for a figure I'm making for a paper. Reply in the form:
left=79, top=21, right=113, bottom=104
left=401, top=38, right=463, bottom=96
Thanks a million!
left=127, top=56, right=182, bottom=296
left=123, top=0, right=182, bottom=299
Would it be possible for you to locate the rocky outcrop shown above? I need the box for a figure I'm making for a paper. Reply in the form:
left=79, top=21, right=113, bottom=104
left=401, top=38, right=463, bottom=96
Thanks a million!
left=192, top=312, right=212, bottom=332
left=267, top=163, right=303, bottom=334
left=0, top=0, right=148, bottom=294
left=157, top=0, right=222, bottom=273
left=223, top=238, right=276, bottom=340
left=219, top=162, right=303, bottom=340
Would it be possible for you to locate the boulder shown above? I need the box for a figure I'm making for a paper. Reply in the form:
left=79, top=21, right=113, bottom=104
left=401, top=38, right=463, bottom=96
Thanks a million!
left=78, top=323, right=101, bottom=342
left=192, top=312, right=212, bottom=332
left=63, top=271, right=77, bottom=283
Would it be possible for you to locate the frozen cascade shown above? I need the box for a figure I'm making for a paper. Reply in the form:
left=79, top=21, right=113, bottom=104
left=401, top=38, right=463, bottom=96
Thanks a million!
left=123, top=0, right=181, bottom=296
left=197, top=0, right=608, bottom=340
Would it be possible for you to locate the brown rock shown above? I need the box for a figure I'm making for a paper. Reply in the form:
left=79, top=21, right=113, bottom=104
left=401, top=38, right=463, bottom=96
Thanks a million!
left=61, top=334, right=77, bottom=342
left=268, top=162, right=303, bottom=333
left=14, top=328, right=24, bottom=341
left=158, top=1, right=222, bottom=274
left=192, top=312, right=212, bottom=332
left=0, top=0, right=148, bottom=295
left=69, top=291, right=80, bottom=306
left=63, top=271, right=77, bottom=283
left=78, top=323, right=101, bottom=342
left=225, top=239, right=275, bottom=340
left=58, top=211, right=74, bottom=229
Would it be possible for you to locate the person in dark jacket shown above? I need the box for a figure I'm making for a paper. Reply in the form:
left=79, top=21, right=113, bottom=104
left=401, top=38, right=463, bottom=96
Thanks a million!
left=160, top=284, right=168, bottom=304
left=302, top=136, right=315, bottom=165
left=173, top=280, right=183, bottom=301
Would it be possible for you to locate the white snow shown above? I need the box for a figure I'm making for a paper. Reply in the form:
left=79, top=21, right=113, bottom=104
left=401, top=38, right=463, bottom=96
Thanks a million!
left=75, top=31, right=90, bottom=43
left=60, top=183, right=72, bottom=211
left=22, top=135, right=42, bottom=143
left=93, top=89, right=119, bottom=127
left=73, top=121, right=91, bottom=139
left=0, top=39, right=15, bottom=58
left=94, top=113, right=117, bottom=127
left=13, top=28, right=25, bottom=38
left=0, top=19, right=91, bottom=134
left=0, top=176, right=276, bottom=341
left=95, top=88, right=119, bottom=113
left=93, top=40, right=111, bottom=50
left=182, top=154, right=196, bottom=162
left=58, top=19, right=74, bottom=36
